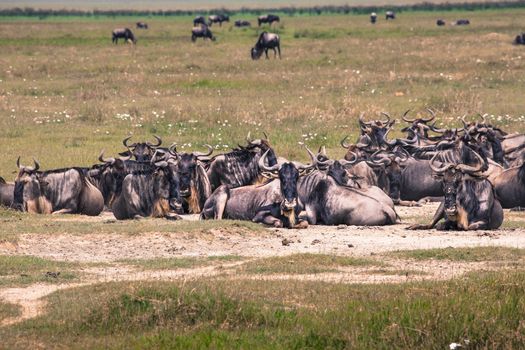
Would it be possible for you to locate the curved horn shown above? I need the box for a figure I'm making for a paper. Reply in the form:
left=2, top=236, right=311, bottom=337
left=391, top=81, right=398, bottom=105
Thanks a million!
left=246, top=131, right=252, bottom=143
left=456, top=150, right=485, bottom=174
left=339, top=158, right=357, bottom=166
left=421, top=108, right=436, bottom=123
left=344, top=151, right=359, bottom=164
left=98, top=150, right=115, bottom=164
left=340, top=136, right=351, bottom=149
left=429, top=153, right=453, bottom=173
left=122, top=136, right=134, bottom=148
left=148, top=135, right=162, bottom=147
left=193, top=144, right=213, bottom=158
left=402, top=109, right=415, bottom=123
left=460, top=114, right=469, bottom=128
left=16, top=156, right=21, bottom=169
left=168, top=143, right=178, bottom=156
left=428, top=122, right=446, bottom=134
left=371, top=150, right=392, bottom=166
left=262, top=131, right=269, bottom=141
left=380, top=112, right=391, bottom=125
left=297, top=146, right=317, bottom=171
left=33, top=159, right=40, bottom=172
left=383, top=127, right=397, bottom=147
left=258, top=149, right=280, bottom=172
left=359, top=112, right=372, bottom=126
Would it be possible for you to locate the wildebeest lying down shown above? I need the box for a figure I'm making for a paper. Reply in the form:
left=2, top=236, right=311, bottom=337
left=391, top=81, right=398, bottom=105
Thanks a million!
left=112, top=28, right=137, bottom=44
left=234, top=20, right=251, bottom=27
left=136, top=22, right=148, bottom=29
left=192, top=25, right=215, bottom=42
left=258, top=14, right=280, bottom=27
left=514, top=33, right=525, bottom=45
left=251, top=32, right=281, bottom=60
left=200, top=150, right=315, bottom=228
left=13, top=158, right=104, bottom=216
left=111, top=157, right=182, bottom=220
left=408, top=152, right=503, bottom=230
left=454, top=19, right=470, bottom=26
left=436, top=19, right=446, bottom=26
left=0, top=177, right=14, bottom=208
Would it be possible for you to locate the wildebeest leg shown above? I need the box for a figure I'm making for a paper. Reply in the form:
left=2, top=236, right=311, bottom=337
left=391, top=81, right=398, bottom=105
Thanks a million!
left=273, top=48, right=277, bottom=58
left=52, top=208, right=74, bottom=215
left=510, top=206, right=525, bottom=211
left=406, top=201, right=445, bottom=230
left=133, top=214, right=144, bottom=220
left=265, top=48, right=269, bottom=59
left=396, top=200, right=421, bottom=207
left=253, top=211, right=282, bottom=227
left=467, top=220, right=489, bottom=230
left=165, top=213, right=182, bottom=221
left=277, top=45, right=281, bottom=59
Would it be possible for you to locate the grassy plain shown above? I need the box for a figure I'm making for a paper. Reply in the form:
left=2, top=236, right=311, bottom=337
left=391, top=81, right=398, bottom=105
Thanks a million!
left=1, top=9, right=525, bottom=178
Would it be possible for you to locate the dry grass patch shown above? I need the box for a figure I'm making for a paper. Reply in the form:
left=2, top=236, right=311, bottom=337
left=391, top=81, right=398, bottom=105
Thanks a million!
left=119, top=255, right=245, bottom=270
left=389, top=246, right=525, bottom=262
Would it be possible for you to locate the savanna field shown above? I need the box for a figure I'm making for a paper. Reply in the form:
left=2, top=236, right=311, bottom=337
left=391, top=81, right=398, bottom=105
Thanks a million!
left=2, top=7, right=525, bottom=349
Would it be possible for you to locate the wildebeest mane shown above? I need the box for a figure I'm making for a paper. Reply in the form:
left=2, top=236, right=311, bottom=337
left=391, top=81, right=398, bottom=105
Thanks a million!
left=458, top=178, right=483, bottom=222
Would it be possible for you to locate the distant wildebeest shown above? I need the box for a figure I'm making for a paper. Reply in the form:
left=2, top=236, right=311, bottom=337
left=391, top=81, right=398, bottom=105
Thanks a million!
left=408, top=152, right=503, bottom=231
left=194, top=16, right=207, bottom=26
left=370, top=12, right=377, bottom=24
left=513, top=33, right=525, bottom=45
left=234, top=20, right=251, bottom=27
left=136, top=22, right=148, bottom=29
left=112, top=28, right=137, bottom=44
left=385, top=11, right=396, bottom=20
left=192, top=25, right=215, bottom=42
left=251, top=32, right=281, bottom=60
left=454, top=19, right=470, bottom=26
left=200, top=150, right=315, bottom=228
left=258, top=14, right=280, bottom=27
left=111, top=157, right=183, bottom=220
left=13, top=159, right=104, bottom=216
left=0, top=176, right=14, bottom=208
left=208, top=14, right=229, bottom=26
left=436, top=19, right=446, bottom=26
left=207, top=133, right=278, bottom=191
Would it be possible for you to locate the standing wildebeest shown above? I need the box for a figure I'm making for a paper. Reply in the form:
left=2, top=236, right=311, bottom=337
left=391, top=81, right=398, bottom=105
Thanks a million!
left=258, top=14, right=280, bottom=27
left=385, top=11, right=396, bottom=20
left=136, top=22, right=148, bottom=29
left=112, top=28, right=137, bottom=44
left=194, top=16, right=207, bottom=26
left=436, top=19, right=446, bottom=26
left=191, top=25, right=215, bottom=42
left=454, top=19, right=470, bottom=26
left=0, top=177, right=14, bottom=208
left=234, top=20, right=251, bottom=27
left=370, top=12, right=377, bottom=24
left=200, top=150, right=315, bottom=228
left=120, top=135, right=163, bottom=162
left=173, top=145, right=213, bottom=214
left=207, top=133, right=278, bottom=191
left=208, top=14, right=229, bottom=26
left=13, top=159, right=104, bottom=216
left=513, top=33, right=525, bottom=45
left=493, top=160, right=525, bottom=209
left=408, top=152, right=503, bottom=231
left=251, top=32, right=281, bottom=60
left=111, top=158, right=182, bottom=220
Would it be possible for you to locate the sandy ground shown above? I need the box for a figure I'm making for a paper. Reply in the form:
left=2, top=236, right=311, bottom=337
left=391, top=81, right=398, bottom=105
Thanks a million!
left=1, top=202, right=525, bottom=326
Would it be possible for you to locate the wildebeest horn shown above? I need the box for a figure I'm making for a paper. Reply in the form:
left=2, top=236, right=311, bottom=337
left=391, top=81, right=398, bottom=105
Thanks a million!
left=168, top=143, right=178, bottom=156
left=340, top=136, right=351, bottom=149
left=16, top=156, right=21, bottom=169
left=428, top=121, right=446, bottom=134
left=122, top=136, right=136, bottom=148
left=356, top=135, right=372, bottom=149
left=477, top=113, right=487, bottom=125
left=422, top=108, right=436, bottom=123
left=147, top=135, right=162, bottom=147
left=319, top=146, right=327, bottom=157
left=296, top=146, right=317, bottom=172
left=429, top=153, right=453, bottom=173
left=193, top=144, right=214, bottom=158
left=345, top=151, right=359, bottom=164
left=98, top=150, right=115, bottom=164
left=402, top=109, right=415, bottom=123
left=456, top=150, right=485, bottom=174
left=359, top=112, right=372, bottom=126
left=371, top=150, right=392, bottom=166
left=460, top=114, right=469, bottom=128
left=383, top=127, right=397, bottom=147
left=33, top=159, right=40, bottom=172
left=380, top=112, right=391, bottom=125
left=246, top=131, right=252, bottom=143
left=307, top=146, right=331, bottom=167
left=258, top=149, right=280, bottom=172
left=263, top=131, right=269, bottom=141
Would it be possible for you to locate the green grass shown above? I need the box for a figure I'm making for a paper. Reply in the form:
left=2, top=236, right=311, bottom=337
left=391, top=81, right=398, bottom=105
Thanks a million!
left=0, top=301, right=20, bottom=322
left=119, top=255, right=244, bottom=270
left=389, top=246, right=525, bottom=262
left=3, top=270, right=525, bottom=348
left=238, top=253, right=383, bottom=274
left=0, top=255, right=80, bottom=287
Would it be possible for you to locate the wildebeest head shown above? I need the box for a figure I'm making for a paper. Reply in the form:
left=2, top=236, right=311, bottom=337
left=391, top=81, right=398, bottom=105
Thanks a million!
left=259, top=149, right=315, bottom=212
left=400, top=109, right=441, bottom=140
left=13, top=158, right=50, bottom=213
left=358, top=112, right=395, bottom=147
left=121, top=135, right=162, bottom=162
left=96, top=151, right=132, bottom=204
left=150, top=155, right=183, bottom=213
left=429, top=150, right=485, bottom=219
left=366, top=148, right=409, bottom=201
left=305, top=146, right=360, bottom=186
left=251, top=46, right=263, bottom=60
left=341, top=135, right=372, bottom=160
left=174, top=145, right=213, bottom=198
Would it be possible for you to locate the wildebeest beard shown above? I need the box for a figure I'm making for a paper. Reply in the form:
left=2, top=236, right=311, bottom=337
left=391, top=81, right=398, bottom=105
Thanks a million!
left=278, top=163, right=300, bottom=227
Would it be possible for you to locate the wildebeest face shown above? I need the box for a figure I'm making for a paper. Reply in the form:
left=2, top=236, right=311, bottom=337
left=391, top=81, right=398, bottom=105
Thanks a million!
left=278, top=163, right=300, bottom=210
left=439, top=169, right=462, bottom=218
left=327, top=161, right=350, bottom=185
left=177, top=154, right=197, bottom=197
left=13, top=171, right=45, bottom=211
left=122, top=136, right=162, bottom=162
left=251, top=47, right=263, bottom=60
left=155, top=164, right=183, bottom=212
left=385, top=162, right=402, bottom=200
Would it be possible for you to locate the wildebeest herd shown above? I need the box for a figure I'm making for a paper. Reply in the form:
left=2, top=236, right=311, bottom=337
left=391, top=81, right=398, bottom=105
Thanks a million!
left=3, top=111, right=525, bottom=231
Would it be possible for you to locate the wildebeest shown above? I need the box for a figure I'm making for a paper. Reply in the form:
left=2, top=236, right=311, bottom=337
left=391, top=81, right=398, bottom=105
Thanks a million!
left=0, top=177, right=14, bottom=208
left=200, top=150, right=315, bottom=228
left=111, top=157, right=182, bottom=220
left=408, top=152, right=503, bottom=230
left=207, top=133, right=278, bottom=191
left=192, top=25, right=215, bottom=42
left=173, top=145, right=213, bottom=214
left=513, top=33, right=525, bottom=45
left=208, top=14, right=229, bottom=26
left=234, top=20, right=251, bottom=27
left=251, top=32, right=281, bottom=60
left=493, top=160, right=525, bottom=209
left=297, top=158, right=397, bottom=226
left=112, top=28, right=137, bottom=44
left=136, top=22, right=148, bottom=29
left=436, top=19, right=446, bottom=26
left=454, top=19, right=470, bottom=26
left=13, top=158, right=104, bottom=216
left=194, top=16, right=207, bottom=26
left=258, top=14, right=280, bottom=27
left=370, top=12, right=377, bottom=24
left=356, top=113, right=395, bottom=150
left=385, top=11, right=396, bottom=20
left=120, top=135, right=163, bottom=162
